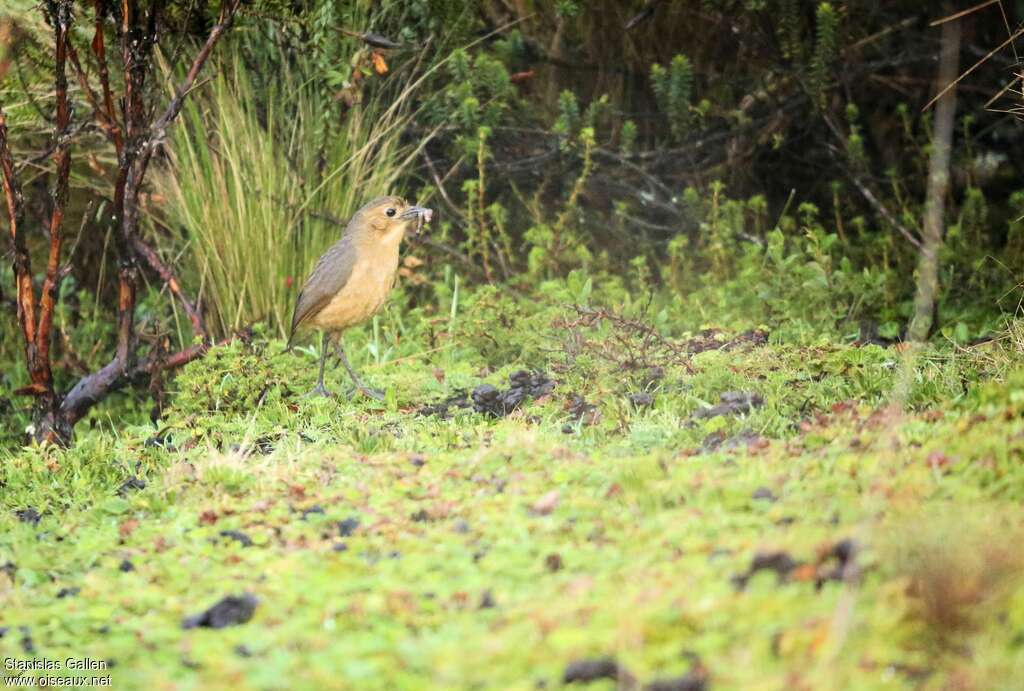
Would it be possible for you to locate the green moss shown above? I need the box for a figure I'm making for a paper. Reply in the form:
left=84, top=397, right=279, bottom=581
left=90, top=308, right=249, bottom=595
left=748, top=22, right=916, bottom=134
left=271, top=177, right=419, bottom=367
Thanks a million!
left=2, top=285, right=1024, bottom=689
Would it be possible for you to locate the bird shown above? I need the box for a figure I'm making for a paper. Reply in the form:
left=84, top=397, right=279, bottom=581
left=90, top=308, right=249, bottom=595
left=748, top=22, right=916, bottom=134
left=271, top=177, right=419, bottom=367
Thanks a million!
left=287, top=195, right=432, bottom=399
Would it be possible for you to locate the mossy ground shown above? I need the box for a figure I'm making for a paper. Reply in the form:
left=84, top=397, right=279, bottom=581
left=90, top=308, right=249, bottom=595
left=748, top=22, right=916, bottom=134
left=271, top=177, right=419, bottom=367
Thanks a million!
left=3, top=291, right=1024, bottom=690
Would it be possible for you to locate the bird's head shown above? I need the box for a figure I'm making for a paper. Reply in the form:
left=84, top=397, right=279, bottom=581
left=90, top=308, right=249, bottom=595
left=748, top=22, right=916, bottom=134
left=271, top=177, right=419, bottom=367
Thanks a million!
left=351, top=196, right=433, bottom=240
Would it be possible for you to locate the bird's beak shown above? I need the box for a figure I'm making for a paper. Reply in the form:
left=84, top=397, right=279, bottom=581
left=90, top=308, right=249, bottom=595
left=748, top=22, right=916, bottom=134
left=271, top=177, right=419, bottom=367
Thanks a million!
left=399, top=205, right=433, bottom=233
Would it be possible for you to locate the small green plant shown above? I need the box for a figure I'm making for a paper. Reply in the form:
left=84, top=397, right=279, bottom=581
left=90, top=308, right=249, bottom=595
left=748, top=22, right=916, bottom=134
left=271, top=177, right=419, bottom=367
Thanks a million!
left=461, top=127, right=514, bottom=282
left=776, top=0, right=804, bottom=61
left=523, top=127, right=597, bottom=279
left=620, top=119, right=638, bottom=154
left=810, top=2, right=839, bottom=107
left=650, top=54, right=695, bottom=142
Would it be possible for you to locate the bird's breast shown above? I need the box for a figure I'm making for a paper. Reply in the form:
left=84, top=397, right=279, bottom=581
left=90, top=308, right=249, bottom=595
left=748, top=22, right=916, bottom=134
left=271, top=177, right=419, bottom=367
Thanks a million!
left=310, top=238, right=401, bottom=331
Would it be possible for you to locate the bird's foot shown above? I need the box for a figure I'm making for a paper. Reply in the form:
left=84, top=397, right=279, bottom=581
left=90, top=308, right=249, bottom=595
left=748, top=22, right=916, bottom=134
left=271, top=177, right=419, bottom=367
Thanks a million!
left=303, top=383, right=334, bottom=399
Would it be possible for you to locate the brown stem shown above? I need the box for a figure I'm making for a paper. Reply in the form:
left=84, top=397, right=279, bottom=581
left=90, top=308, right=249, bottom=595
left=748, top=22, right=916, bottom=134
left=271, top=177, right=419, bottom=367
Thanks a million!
left=67, top=43, right=121, bottom=147
left=34, top=2, right=75, bottom=408
left=92, top=0, right=124, bottom=158
left=0, top=110, right=35, bottom=350
left=62, top=330, right=245, bottom=428
left=57, top=0, right=241, bottom=440
left=130, top=235, right=206, bottom=338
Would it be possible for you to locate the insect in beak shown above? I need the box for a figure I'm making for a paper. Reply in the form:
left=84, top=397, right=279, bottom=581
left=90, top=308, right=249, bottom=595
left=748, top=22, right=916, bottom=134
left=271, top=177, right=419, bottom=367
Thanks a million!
left=399, top=205, right=433, bottom=234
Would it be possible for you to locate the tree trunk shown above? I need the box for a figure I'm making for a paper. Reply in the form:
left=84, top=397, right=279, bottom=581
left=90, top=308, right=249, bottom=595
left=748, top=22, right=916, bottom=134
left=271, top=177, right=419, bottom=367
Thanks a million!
left=908, top=9, right=960, bottom=342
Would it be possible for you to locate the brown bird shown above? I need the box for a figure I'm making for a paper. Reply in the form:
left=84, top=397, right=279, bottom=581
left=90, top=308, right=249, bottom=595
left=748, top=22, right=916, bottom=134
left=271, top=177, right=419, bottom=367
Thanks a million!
left=288, top=196, right=432, bottom=398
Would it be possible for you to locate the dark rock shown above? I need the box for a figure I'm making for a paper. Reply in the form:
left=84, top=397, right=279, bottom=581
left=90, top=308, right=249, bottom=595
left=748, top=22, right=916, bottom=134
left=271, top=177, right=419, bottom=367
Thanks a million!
left=645, top=674, right=707, bottom=691
left=700, top=430, right=761, bottom=454
left=644, top=366, right=666, bottom=386
left=300, top=505, right=325, bottom=521
left=234, top=645, right=253, bottom=658
left=15, top=507, right=41, bottom=525
left=411, top=509, right=429, bottom=522
left=332, top=542, right=348, bottom=552
left=417, top=391, right=471, bottom=418
left=252, top=436, right=276, bottom=455
left=733, top=551, right=801, bottom=589
left=19, top=627, right=34, bottom=654
left=628, top=392, right=655, bottom=408
left=545, top=553, right=563, bottom=572
left=218, top=530, right=253, bottom=548
left=752, top=487, right=777, bottom=502
left=736, top=329, right=769, bottom=347
left=337, top=517, right=360, bottom=537
left=700, top=432, right=723, bottom=453
left=832, top=538, right=858, bottom=567
left=117, top=477, right=146, bottom=496
left=693, top=391, right=764, bottom=419
left=563, top=657, right=626, bottom=684
left=57, top=587, right=80, bottom=599
left=816, top=538, right=861, bottom=587
left=182, top=593, right=258, bottom=629
left=119, top=559, right=135, bottom=573
left=420, top=371, right=554, bottom=418
left=1, top=562, right=16, bottom=580
left=478, top=590, right=496, bottom=609
left=471, top=384, right=501, bottom=414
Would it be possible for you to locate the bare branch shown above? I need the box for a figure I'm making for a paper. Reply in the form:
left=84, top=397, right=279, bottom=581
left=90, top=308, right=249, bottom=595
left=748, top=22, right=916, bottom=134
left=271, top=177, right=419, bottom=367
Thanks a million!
left=0, top=110, right=35, bottom=347
left=130, top=235, right=206, bottom=338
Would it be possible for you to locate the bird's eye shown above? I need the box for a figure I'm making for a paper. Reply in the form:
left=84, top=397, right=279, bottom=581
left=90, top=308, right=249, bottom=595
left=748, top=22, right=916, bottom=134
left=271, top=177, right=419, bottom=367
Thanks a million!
left=386, top=208, right=396, bottom=217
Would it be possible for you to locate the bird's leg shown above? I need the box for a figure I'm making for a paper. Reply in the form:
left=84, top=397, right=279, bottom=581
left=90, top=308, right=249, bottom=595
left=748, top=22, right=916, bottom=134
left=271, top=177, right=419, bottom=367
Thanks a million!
left=303, top=332, right=333, bottom=398
left=336, top=340, right=384, bottom=400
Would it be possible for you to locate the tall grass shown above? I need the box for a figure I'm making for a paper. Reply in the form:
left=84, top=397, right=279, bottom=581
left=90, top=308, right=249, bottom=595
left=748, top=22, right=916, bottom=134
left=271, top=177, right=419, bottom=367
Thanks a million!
left=156, top=45, right=425, bottom=339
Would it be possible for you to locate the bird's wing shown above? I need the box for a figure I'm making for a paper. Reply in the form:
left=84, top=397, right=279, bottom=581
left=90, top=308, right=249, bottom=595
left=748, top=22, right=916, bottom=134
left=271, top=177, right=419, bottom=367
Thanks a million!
left=287, top=234, right=359, bottom=346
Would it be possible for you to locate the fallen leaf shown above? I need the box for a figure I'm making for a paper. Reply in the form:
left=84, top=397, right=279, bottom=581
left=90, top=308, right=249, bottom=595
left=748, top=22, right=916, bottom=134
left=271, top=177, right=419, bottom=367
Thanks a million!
left=119, top=519, right=139, bottom=540
left=531, top=490, right=560, bottom=515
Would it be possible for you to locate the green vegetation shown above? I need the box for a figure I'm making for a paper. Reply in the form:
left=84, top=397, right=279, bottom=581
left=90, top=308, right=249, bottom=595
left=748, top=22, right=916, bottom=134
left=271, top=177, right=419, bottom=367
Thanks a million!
left=3, top=286, right=1024, bottom=688
left=4, top=0, right=1024, bottom=687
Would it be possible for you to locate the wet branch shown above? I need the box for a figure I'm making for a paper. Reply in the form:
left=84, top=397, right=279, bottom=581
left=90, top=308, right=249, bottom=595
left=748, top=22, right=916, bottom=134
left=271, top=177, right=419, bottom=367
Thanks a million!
left=1, top=0, right=241, bottom=443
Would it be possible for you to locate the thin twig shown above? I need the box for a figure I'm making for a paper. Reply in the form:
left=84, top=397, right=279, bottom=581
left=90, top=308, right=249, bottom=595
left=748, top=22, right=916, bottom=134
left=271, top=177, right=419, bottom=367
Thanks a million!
left=130, top=235, right=207, bottom=339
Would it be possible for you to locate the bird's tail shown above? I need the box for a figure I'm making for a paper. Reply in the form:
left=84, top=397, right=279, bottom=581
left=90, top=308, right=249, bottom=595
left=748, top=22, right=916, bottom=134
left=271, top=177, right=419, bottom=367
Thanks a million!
left=280, top=302, right=302, bottom=355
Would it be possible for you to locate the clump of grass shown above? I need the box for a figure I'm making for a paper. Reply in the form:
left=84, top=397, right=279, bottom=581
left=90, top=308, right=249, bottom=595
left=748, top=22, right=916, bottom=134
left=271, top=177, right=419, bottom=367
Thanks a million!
left=886, top=509, right=1024, bottom=641
left=156, top=45, right=425, bottom=339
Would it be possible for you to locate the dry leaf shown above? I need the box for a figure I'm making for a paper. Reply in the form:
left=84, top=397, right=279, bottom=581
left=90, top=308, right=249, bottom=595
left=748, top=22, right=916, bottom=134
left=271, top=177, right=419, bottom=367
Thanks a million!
left=119, top=519, right=139, bottom=540
left=531, top=490, right=560, bottom=515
